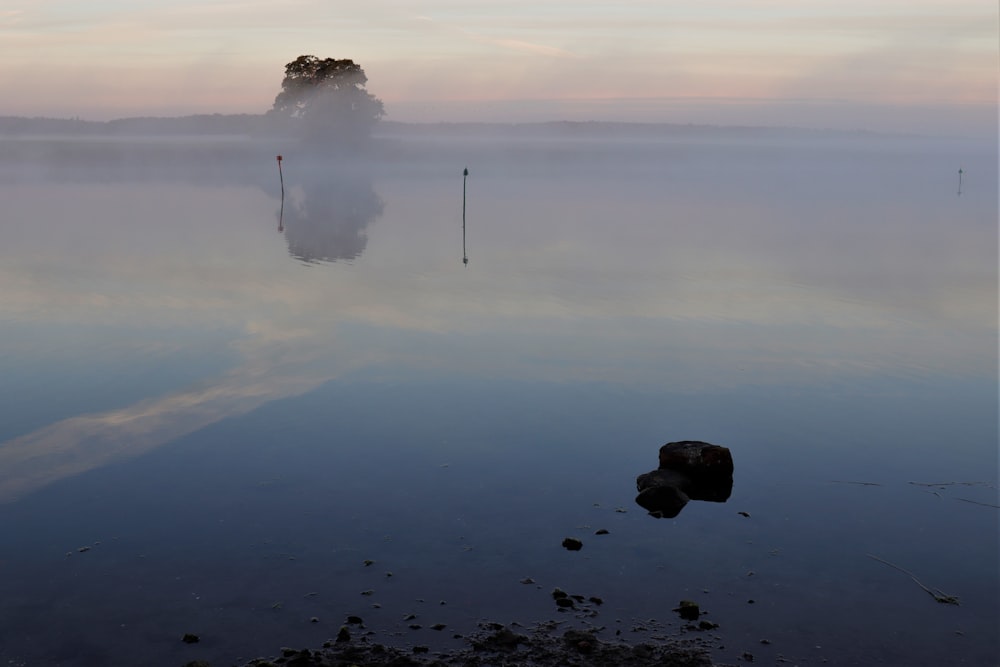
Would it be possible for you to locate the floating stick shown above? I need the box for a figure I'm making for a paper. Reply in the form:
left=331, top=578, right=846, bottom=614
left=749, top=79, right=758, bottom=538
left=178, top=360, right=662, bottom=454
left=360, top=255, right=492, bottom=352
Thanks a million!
left=830, top=480, right=882, bottom=486
left=907, top=481, right=992, bottom=488
left=954, top=497, right=1000, bottom=509
left=866, top=554, right=960, bottom=605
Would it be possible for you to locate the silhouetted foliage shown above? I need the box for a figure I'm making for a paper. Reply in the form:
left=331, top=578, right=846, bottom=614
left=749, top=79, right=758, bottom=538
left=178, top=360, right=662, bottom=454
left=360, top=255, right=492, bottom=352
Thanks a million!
left=269, top=55, right=384, bottom=149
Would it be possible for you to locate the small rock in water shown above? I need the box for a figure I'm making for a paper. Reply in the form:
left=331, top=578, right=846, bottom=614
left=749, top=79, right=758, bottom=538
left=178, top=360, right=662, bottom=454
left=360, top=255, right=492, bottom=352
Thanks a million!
left=336, top=626, right=350, bottom=643
left=595, top=529, right=610, bottom=535
left=181, top=633, right=200, bottom=644
left=674, top=600, right=701, bottom=621
left=562, top=537, right=583, bottom=551
left=636, top=441, right=735, bottom=518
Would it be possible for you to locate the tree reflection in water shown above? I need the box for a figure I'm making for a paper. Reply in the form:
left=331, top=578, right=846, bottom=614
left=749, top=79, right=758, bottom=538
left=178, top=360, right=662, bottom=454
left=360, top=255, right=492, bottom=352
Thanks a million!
left=278, top=170, right=384, bottom=263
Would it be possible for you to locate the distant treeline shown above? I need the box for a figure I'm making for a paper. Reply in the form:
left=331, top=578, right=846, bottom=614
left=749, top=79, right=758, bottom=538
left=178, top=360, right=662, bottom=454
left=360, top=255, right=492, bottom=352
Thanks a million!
left=374, top=120, right=848, bottom=139
left=0, top=114, right=270, bottom=136
left=0, top=114, right=879, bottom=140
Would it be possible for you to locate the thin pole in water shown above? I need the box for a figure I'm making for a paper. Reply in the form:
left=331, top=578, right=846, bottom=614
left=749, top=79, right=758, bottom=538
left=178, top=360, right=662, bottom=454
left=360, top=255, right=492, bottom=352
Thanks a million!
left=462, top=167, right=469, bottom=265
left=277, top=155, right=285, bottom=197
left=277, top=155, right=285, bottom=232
left=957, top=167, right=963, bottom=196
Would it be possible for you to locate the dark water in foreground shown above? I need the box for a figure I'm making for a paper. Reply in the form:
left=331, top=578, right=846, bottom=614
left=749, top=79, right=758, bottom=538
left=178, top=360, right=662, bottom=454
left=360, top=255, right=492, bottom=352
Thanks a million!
left=0, top=128, right=997, bottom=666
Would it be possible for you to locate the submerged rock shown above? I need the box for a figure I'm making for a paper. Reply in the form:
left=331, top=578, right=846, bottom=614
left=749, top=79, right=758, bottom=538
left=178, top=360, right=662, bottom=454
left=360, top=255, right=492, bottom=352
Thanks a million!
left=635, top=477, right=690, bottom=517
left=674, top=600, right=701, bottom=621
left=636, top=441, right=734, bottom=518
left=471, top=624, right=526, bottom=652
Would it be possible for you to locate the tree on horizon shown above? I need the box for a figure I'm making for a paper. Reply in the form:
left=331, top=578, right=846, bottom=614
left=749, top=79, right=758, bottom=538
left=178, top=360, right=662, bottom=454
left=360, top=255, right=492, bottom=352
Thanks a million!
left=269, top=55, right=384, bottom=149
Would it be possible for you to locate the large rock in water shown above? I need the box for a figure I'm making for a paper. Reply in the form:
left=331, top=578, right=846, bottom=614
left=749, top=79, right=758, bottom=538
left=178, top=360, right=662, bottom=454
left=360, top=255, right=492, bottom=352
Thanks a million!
left=635, top=441, right=733, bottom=518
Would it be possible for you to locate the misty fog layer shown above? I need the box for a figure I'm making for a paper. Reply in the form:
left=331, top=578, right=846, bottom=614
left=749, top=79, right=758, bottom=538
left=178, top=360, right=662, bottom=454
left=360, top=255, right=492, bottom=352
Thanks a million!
left=0, top=125, right=996, bottom=667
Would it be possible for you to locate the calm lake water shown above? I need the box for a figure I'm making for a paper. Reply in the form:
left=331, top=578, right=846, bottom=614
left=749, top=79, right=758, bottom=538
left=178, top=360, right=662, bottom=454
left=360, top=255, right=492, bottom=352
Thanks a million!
left=1, top=126, right=997, bottom=666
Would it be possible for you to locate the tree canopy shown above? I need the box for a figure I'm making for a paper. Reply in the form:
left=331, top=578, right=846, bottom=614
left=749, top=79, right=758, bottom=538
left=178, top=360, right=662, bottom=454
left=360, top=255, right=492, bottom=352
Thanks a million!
left=270, top=55, right=384, bottom=147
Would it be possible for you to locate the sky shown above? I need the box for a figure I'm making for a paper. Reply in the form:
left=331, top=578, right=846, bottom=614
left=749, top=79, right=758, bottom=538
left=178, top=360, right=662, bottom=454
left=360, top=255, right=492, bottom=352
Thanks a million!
left=0, top=0, right=996, bottom=133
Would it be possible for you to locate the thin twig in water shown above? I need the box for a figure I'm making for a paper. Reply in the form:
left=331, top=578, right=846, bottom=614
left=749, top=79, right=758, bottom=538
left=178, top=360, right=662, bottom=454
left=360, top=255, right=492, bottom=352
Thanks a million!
left=866, top=554, right=960, bottom=605
left=908, top=481, right=993, bottom=488
left=831, top=480, right=882, bottom=486
left=954, top=497, right=1000, bottom=509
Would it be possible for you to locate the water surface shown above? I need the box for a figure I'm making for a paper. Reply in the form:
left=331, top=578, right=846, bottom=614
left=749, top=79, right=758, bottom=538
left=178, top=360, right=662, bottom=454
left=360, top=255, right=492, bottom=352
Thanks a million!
left=1, top=128, right=996, bottom=666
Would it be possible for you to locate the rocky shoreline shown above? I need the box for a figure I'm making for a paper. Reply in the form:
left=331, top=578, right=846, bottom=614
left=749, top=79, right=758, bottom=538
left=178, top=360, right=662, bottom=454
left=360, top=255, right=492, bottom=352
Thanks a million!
left=218, top=620, right=721, bottom=667
left=175, top=441, right=742, bottom=667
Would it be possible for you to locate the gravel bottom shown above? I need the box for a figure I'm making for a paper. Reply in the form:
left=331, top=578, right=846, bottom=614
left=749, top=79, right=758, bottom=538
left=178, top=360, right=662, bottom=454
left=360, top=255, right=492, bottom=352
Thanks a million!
left=221, top=620, right=722, bottom=667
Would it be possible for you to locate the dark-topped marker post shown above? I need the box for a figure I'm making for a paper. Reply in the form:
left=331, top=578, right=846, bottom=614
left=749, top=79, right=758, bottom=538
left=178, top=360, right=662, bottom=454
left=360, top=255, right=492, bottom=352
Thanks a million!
left=462, top=167, right=469, bottom=266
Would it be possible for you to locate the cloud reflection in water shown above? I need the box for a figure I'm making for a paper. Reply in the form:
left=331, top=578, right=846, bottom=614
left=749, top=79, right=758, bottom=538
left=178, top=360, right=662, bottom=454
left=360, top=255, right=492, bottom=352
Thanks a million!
left=0, top=131, right=994, bottom=504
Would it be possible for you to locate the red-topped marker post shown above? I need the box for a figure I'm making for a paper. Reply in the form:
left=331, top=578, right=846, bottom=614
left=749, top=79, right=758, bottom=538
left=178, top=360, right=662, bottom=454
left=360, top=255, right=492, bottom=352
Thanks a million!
left=276, top=155, right=284, bottom=196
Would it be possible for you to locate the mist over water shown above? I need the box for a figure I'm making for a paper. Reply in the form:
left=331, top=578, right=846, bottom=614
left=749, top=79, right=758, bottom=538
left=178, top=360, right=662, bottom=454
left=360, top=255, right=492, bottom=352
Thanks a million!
left=387, top=98, right=999, bottom=140
left=0, top=120, right=996, bottom=666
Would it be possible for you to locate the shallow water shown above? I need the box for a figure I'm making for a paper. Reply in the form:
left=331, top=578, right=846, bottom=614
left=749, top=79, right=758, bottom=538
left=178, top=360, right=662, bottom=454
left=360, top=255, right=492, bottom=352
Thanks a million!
left=0, top=128, right=997, bottom=666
